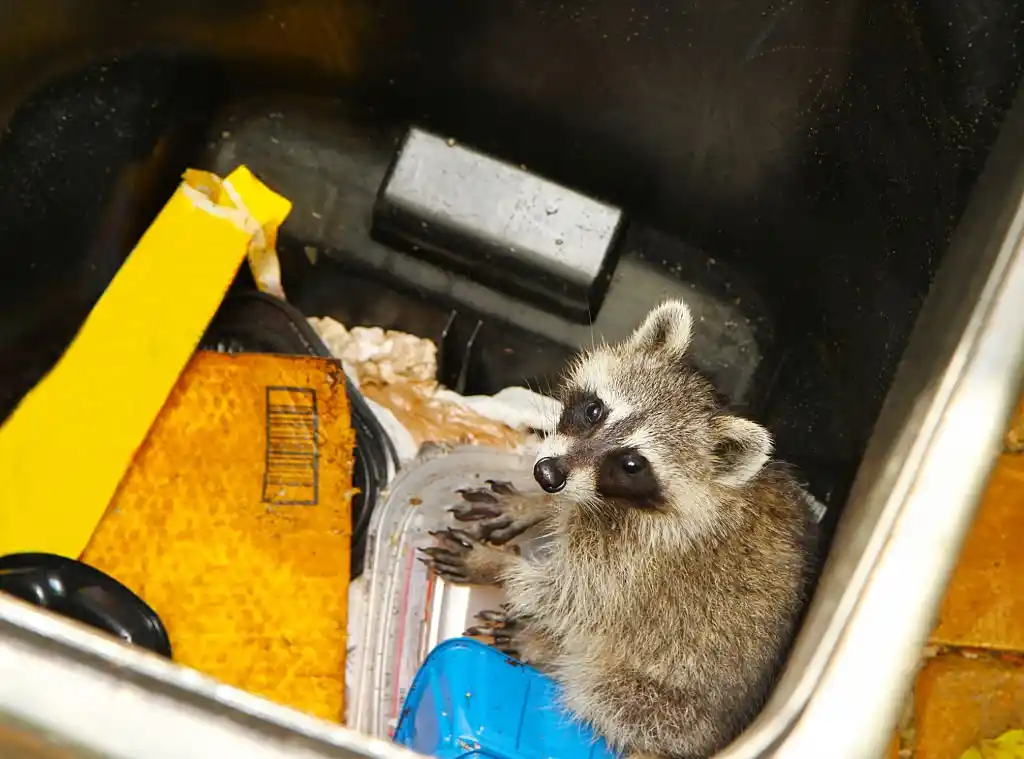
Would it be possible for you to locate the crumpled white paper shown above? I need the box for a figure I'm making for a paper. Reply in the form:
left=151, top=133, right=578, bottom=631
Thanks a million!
left=308, top=316, right=560, bottom=438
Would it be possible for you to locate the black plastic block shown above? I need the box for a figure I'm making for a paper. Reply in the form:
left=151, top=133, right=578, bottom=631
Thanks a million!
left=373, top=128, right=626, bottom=322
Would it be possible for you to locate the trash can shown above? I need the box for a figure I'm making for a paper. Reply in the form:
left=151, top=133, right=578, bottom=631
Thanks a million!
left=2, top=1, right=1023, bottom=757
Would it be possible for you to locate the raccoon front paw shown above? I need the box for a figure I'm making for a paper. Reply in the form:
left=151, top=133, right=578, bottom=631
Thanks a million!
left=449, top=479, right=549, bottom=545
left=465, top=606, right=521, bottom=658
left=418, top=527, right=520, bottom=586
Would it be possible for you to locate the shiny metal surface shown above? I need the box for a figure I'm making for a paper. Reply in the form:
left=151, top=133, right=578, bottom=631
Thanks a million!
left=0, top=593, right=416, bottom=759
left=726, top=76, right=1024, bottom=759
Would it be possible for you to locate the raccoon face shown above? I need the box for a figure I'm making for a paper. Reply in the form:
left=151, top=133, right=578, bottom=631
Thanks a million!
left=535, top=299, right=773, bottom=534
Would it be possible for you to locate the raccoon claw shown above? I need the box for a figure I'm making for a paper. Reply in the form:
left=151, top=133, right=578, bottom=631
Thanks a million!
left=418, top=546, right=460, bottom=561
left=419, top=529, right=477, bottom=579
left=465, top=607, right=521, bottom=657
left=417, top=545, right=472, bottom=582
left=455, top=487, right=499, bottom=504
left=448, top=507, right=523, bottom=546
left=417, top=554, right=470, bottom=583
left=427, top=528, right=477, bottom=550
left=484, top=479, right=518, bottom=496
left=464, top=626, right=514, bottom=643
left=474, top=607, right=515, bottom=625
left=420, top=528, right=513, bottom=586
left=449, top=481, right=545, bottom=545
left=481, top=520, right=531, bottom=546
left=468, top=608, right=519, bottom=635
left=456, top=480, right=520, bottom=504
left=449, top=502, right=504, bottom=521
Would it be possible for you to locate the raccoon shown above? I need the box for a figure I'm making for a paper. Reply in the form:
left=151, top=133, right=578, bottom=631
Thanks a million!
left=422, top=299, right=819, bottom=759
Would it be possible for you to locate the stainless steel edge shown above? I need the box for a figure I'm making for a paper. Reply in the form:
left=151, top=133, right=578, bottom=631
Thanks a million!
left=0, top=593, right=422, bottom=759
left=777, top=151, right=1024, bottom=758
left=719, top=81, right=1024, bottom=759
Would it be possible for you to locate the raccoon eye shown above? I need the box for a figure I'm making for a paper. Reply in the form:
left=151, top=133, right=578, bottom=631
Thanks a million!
left=620, top=452, right=647, bottom=475
left=584, top=400, right=605, bottom=425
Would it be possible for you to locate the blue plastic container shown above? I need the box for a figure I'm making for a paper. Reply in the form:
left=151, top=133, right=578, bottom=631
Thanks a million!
left=393, top=638, right=620, bottom=759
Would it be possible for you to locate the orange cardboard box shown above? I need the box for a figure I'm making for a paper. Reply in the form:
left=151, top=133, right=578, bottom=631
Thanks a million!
left=82, top=351, right=355, bottom=723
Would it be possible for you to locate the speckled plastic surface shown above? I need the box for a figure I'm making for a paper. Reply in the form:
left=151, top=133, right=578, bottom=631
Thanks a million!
left=82, top=352, right=355, bottom=723
left=394, top=637, right=619, bottom=759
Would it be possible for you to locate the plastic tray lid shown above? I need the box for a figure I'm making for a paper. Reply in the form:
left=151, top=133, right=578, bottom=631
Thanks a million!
left=394, top=637, right=619, bottom=759
left=349, top=445, right=543, bottom=737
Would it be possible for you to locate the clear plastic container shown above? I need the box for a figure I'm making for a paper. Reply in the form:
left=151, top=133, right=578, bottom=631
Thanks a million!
left=348, top=444, right=542, bottom=738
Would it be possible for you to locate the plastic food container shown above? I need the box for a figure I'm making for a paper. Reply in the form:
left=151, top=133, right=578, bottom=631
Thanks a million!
left=393, top=637, right=618, bottom=759
left=348, top=445, right=543, bottom=737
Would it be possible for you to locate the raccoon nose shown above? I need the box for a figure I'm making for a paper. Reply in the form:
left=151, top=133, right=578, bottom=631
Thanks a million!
left=534, top=457, right=568, bottom=493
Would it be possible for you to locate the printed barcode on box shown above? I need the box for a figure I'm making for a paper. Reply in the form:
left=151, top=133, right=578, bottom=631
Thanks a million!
left=262, top=386, right=319, bottom=505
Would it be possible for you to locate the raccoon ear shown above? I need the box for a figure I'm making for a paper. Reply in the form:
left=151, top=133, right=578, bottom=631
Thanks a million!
left=625, top=300, right=694, bottom=357
left=711, top=416, right=772, bottom=487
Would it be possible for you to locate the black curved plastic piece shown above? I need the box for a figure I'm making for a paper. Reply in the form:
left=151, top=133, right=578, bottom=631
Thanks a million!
left=372, top=128, right=626, bottom=322
left=0, top=553, right=172, bottom=658
left=198, top=290, right=398, bottom=577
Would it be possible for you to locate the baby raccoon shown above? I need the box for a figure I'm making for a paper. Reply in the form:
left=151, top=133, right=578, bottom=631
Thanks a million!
left=422, top=300, right=819, bottom=759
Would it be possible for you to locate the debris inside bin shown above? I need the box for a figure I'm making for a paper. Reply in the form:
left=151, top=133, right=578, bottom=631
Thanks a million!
left=309, top=316, right=559, bottom=452
left=197, top=290, right=399, bottom=578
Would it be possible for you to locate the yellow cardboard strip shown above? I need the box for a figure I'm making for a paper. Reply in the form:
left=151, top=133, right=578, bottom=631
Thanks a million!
left=960, top=730, right=1024, bottom=759
left=0, top=166, right=292, bottom=559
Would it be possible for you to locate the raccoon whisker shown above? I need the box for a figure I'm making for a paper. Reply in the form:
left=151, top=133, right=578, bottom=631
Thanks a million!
left=572, top=492, right=613, bottom=524
left=538, top=521, right=561, bottom=542
left=527, top=376, right=560, bottom=433
left=586, top=302, right=596, bottom=354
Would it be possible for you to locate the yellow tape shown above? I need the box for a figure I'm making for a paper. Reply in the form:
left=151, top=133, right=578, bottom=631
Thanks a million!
left=0, top=166, right=292, bottom=559
left=961, top=730, right=1024, bottom=759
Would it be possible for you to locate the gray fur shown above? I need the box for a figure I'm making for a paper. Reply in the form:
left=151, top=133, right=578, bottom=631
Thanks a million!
left=427, top=299, right=819, bottom=759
